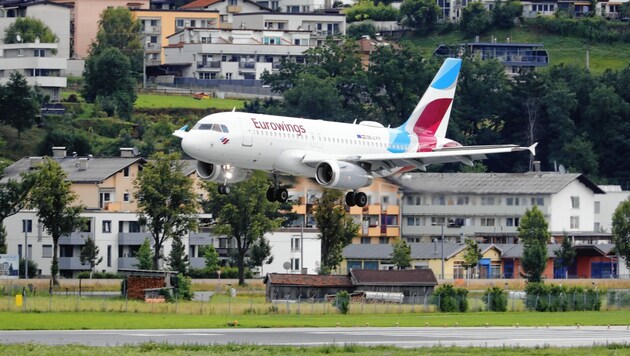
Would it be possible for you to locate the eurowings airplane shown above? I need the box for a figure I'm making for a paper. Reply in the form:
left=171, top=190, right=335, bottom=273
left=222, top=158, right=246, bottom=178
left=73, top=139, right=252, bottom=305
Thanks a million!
left=174, top=58, right=536, bottom=207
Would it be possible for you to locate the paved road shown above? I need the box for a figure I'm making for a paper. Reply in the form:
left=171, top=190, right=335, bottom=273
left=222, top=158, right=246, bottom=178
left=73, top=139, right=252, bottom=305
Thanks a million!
left=0, top=326, right=628, bottom=348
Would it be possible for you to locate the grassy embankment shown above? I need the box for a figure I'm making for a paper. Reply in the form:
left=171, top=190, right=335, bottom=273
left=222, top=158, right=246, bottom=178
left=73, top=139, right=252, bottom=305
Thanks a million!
left=407, top=28, right=630, bottom=74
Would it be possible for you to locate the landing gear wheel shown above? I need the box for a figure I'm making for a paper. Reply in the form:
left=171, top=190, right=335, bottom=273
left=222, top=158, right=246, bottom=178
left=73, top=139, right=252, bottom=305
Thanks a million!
left=275, top=188, right=289, bottom=203
left=218, top=185, right=225, bottom=194
left=355, top=192, right=368, bottom=207
left=266, top=187, right=277, bottom=202
left=223, top=185, right=231, bottom=194
left=345, top=192, right=356, bottom=207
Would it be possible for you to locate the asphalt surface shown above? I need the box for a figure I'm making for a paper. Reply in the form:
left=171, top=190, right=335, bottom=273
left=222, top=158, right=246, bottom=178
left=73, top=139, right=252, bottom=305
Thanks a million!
left=0, top=326, right=629, bottom=348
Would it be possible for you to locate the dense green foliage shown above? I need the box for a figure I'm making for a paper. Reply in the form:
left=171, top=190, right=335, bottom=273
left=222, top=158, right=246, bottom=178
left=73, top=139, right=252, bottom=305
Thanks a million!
left=313, top=190, right=360, bottom=274
left=526, top=15, right=630, bottom=44
left=168, top=236, right=190, bottom=274
left=483, top=286, right=508, bottom=311
left=462, top=239, right=482, bottom=278
left=334, top=290, right=350, bottom=314
left=612, top=199, right=630, bottom=269
left=347, top=22, right=378, bottom=39
left=3, top=17, right=58, bottom=44
left=28, top=158, right=84, bottom=284
left=134, top=238, right=154, bottom=270
left=518, top=207, right=550, bottom=283
left=554, top=234, right=577, bottom=277
left=0, top=72, right=40, bottom=141
left=345, top=0, right=399, bottom=23
left=390, top=239, right=411, bottom=269
left=174, top=273, right=194, bottom=301
left=80, top=236, right=103, bottom=278
left=525, top=282, right=602, bottom=311
left=134, top=152, right=199, bottom=270
left=399, top=0, right=440, bottom=35
left=432, top=284, right=468, bottom=312
left=202, top=174, right=283, bottom=285
left=460, top=2, right=492, bottom=36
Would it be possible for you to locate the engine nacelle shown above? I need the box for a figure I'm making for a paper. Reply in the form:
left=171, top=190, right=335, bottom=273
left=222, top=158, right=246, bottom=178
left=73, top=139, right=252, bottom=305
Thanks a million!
left=315, top=160, right=373, bottom=190
left=196, top=161, right=252, bottom=183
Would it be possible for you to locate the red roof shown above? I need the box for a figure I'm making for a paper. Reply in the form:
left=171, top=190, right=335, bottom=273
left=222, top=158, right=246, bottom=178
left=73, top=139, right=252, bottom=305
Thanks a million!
left=350, top=269, right=437, bottom=286
left=181, top=0, right=222, bottom=9
left=265, top=273, right=352, bottom=287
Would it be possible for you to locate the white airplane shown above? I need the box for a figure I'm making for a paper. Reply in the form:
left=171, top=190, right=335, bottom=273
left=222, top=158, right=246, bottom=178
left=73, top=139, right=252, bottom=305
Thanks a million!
left=174, top=58, right=536, bottom=207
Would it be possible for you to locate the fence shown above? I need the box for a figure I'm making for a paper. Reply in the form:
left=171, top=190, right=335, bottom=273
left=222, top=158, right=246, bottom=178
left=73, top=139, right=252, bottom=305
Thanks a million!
left=3, top=284, right=630, bottom=315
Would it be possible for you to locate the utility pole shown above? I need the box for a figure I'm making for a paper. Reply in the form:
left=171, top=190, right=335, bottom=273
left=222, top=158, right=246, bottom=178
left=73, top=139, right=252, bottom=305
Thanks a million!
left=23, top=220, right=28, bottom=279
left=441, top=223, right=444, bottom=280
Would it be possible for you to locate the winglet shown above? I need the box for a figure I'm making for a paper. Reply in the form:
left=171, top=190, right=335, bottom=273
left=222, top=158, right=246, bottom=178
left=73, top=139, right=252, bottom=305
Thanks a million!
left=172, top=125, right=188, bottom=139
left=528, top=142, right=538, bottom=156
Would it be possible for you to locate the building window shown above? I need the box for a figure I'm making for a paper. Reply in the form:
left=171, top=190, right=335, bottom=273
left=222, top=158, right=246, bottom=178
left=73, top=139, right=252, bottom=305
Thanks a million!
left=594, top=222, right=600, bottom=231
left=176, top=19, right=184, bottom=28
left=124, top=193, right=130, bottom=202
left=594, top=201, right=600, bottom=214
left=506, top=217, right=519, bottom=227
left=379, top=237, right=388, bottom=244
left=481, top=218, right=495, bottom=226
left=570, top=216, right=580, bottom=229
left=361, top=237, right=370, bottom=244
left=42, top=245, right=52, bottom=258
left=431, top=217, right=445, bottom=226
left=291, top=237, right=300, bottom=251
left=225, top=73, right=232, bottom=80
left=123, top=167, right=130, bottom=177
left=481, top=197, right=496, bottom=206
left=129, top=221, right=141, bottom=233
left=506, top=197, right=520, bottom=206
left=107, top=245, right=111, bottom=267
left=456, top=196, right=470, bottom=205
left=102, top=220, right=112, bottom=233
left=99, top=192, right=112, bottom=208
left=571, top=196, right=580, bottom=209
left=34, top=49, right=46, bottom=57
left=407, top=216, right=424, bottom=226
left=431, top=195, right=446, bottom=205
left=531, top=197, right=544, bottom=206
left=291, top=258, right=300, bottom=270
left=22, top=219, right=33, bottom=233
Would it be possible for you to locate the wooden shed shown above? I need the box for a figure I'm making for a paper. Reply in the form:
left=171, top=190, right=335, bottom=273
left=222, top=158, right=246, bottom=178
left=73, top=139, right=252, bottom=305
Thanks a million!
left=264, top=273, right=352, bottom=302
left=350, top=269, right=438, bottom=298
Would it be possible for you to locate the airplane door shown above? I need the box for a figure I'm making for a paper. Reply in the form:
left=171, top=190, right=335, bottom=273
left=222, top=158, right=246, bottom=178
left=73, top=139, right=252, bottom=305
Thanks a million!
left=240, top=118, right=253, bottom=147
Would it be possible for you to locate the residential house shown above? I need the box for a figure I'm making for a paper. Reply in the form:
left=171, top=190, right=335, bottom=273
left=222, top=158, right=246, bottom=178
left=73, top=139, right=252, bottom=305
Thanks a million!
left=594, top=185, right=630, bottom=233
left=180, top=0, right=271, bottom=28
left=394, top=172, right=605, bottom=245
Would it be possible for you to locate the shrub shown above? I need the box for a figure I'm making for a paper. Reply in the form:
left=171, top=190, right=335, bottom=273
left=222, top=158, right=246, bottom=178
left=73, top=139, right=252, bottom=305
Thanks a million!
left=432, top=284, right=468, bottom=312
left=334, top=290, right=350, bottom=314
left=77, top=271, right=123, bottom=279
left=525, top=282, right=602, bottom=312
left=174, top=273, right=194, bottom=301
left=483, top=286, right=508, bottom=312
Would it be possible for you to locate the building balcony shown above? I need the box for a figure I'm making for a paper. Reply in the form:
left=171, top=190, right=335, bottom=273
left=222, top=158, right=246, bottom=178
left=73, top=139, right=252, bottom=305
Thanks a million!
left=364, top=205, right=380, bottom=215
left=58, top=257, right=90, bottom=270
left=189, top=232, right=213, bottom=246
left=118, top=257, right=139, bottom=269
left=142, top=26, right=161, bottom=35
left=348, top=206, right=363, bottom=215
left=385, top=205, right=399, bottom=215
left=118, top=232, right=152, bottom=245
left=385, top=226, right=400, bottom=237
left=197, top=61, right=221, bottom=69
left=104, top=202, right=121, bottom=212
left=59, top=233, right=90, bottom=245
left=26, top=76, right=67, bottom=88
left=238, top=62, right=255, bottom=70
left=292, top=204, right=307, bottom=215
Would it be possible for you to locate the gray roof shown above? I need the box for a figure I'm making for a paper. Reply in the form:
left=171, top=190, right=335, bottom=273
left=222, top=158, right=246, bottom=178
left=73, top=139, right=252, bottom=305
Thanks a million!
left=1, top=156, right=145, bottom=184
left=344, top=242, right=467, bottom=260
left=392, top=172, right=604, bottom=195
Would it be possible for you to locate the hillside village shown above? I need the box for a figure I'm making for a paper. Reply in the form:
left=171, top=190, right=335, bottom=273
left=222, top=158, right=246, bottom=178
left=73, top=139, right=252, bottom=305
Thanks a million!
left=1, top=0, right=630, bottom=284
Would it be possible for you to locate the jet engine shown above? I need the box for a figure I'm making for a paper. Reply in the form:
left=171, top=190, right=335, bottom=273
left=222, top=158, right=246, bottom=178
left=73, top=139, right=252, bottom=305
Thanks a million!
left=196, top=161, right=252, bottom=183
left=315, top=160, right=373, bottom=190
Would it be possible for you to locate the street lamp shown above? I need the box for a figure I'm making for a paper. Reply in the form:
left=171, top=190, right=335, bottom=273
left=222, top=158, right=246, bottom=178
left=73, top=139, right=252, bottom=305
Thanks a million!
left=441, top=223, right=444, bottom=279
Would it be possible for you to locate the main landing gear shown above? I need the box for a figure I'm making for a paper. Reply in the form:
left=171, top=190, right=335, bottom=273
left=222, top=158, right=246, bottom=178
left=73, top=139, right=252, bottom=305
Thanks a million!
left=217, top=184, right=230, bottom=195
left=266, top=173, right=288, bottom=203
left=345, top=191, right=367, bottom=207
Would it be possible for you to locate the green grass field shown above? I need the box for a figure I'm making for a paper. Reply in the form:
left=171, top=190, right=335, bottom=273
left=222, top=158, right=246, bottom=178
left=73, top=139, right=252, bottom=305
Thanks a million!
left=134, top=93, right=245, bottom=110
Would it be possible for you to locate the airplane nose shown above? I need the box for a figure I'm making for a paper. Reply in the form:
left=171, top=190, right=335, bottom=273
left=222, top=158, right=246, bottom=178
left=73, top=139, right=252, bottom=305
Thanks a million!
left=181, top=134, right=202, bottom=159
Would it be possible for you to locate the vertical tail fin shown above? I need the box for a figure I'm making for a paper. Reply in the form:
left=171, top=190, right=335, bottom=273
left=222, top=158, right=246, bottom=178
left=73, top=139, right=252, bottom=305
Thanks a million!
left=400, top=58, right=462, bottom=139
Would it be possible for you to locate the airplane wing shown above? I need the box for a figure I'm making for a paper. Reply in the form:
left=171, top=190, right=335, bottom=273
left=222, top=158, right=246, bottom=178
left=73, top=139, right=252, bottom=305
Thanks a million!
left=301, top=143, right=537, bottom=171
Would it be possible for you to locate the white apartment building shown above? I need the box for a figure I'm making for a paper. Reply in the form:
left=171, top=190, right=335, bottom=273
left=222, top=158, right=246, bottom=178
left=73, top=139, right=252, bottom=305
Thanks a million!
left=233, top=12, right=346, bottom=43
left=594, top=185, right=630, bottom=233
left=394, top=172, right=605, bottom=244
left=164, top=27, right=315, bottom=80
left=0, top=1, right=71, bottom=101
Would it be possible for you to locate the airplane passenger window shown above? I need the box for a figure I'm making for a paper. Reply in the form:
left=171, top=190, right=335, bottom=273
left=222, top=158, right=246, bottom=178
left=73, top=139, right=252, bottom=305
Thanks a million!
left=221, top=125, right=229, bottom=132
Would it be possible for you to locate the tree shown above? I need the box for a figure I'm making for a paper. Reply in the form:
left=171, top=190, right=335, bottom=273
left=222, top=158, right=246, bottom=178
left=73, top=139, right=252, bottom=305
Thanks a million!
left=134, top=238, right=153, bottom=270
left=313, top=189, right=360, bottom=274
left=18, top=258, right=38, bottom=279
left=89, top=7, right=143, bottom=73
left=612, top=199, right=630, bottom=270
left=81, top=47, right=137, bottom=119
left=3, top=17, right=58, bottom=44
left=202, top=245, right=220, bottom=273
left=1, top=72, right=40, bottom=141
left=80, top=237, right=103, bottom=279
left=282, top=73, right=343, bottom=119
left=203, top=174, right=283, bottom=285
left=167, top=236, right=189, bottom=274
left=491, top=0, right=522, bottom=29
left=249, top=236, right=274, bottom=276
left=28, top=158, right=84, bottom=285
left=462, top=239, right=482, bottom=279
left=399, top=0, right=440, bottom=35
left=0, top=172, right=37, bottom=254
left=391, top=239, right=412, bottom=270
left=518, top=206, right=550, bottom=283
left=460, top=2, right=492, bottom=36
left=347, top=22, right=377, bottom=40
left=134, top=152, right=199, bottom=271
left=554, top=233, right=576, bottom=279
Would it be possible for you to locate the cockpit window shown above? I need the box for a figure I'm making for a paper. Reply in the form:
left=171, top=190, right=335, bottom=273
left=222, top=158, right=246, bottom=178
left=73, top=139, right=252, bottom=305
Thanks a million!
left=211, top=124, right=222, bottom=132
left=198, top=124, right=213, bottom=130
left=195, top=123, right=228, bottom=132
left=220, top=125, right=229, bottom=133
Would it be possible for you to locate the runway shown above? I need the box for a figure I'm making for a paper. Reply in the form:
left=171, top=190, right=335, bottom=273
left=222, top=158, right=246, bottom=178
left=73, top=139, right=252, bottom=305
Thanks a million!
left=0, top=326, right=628, bottom=348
